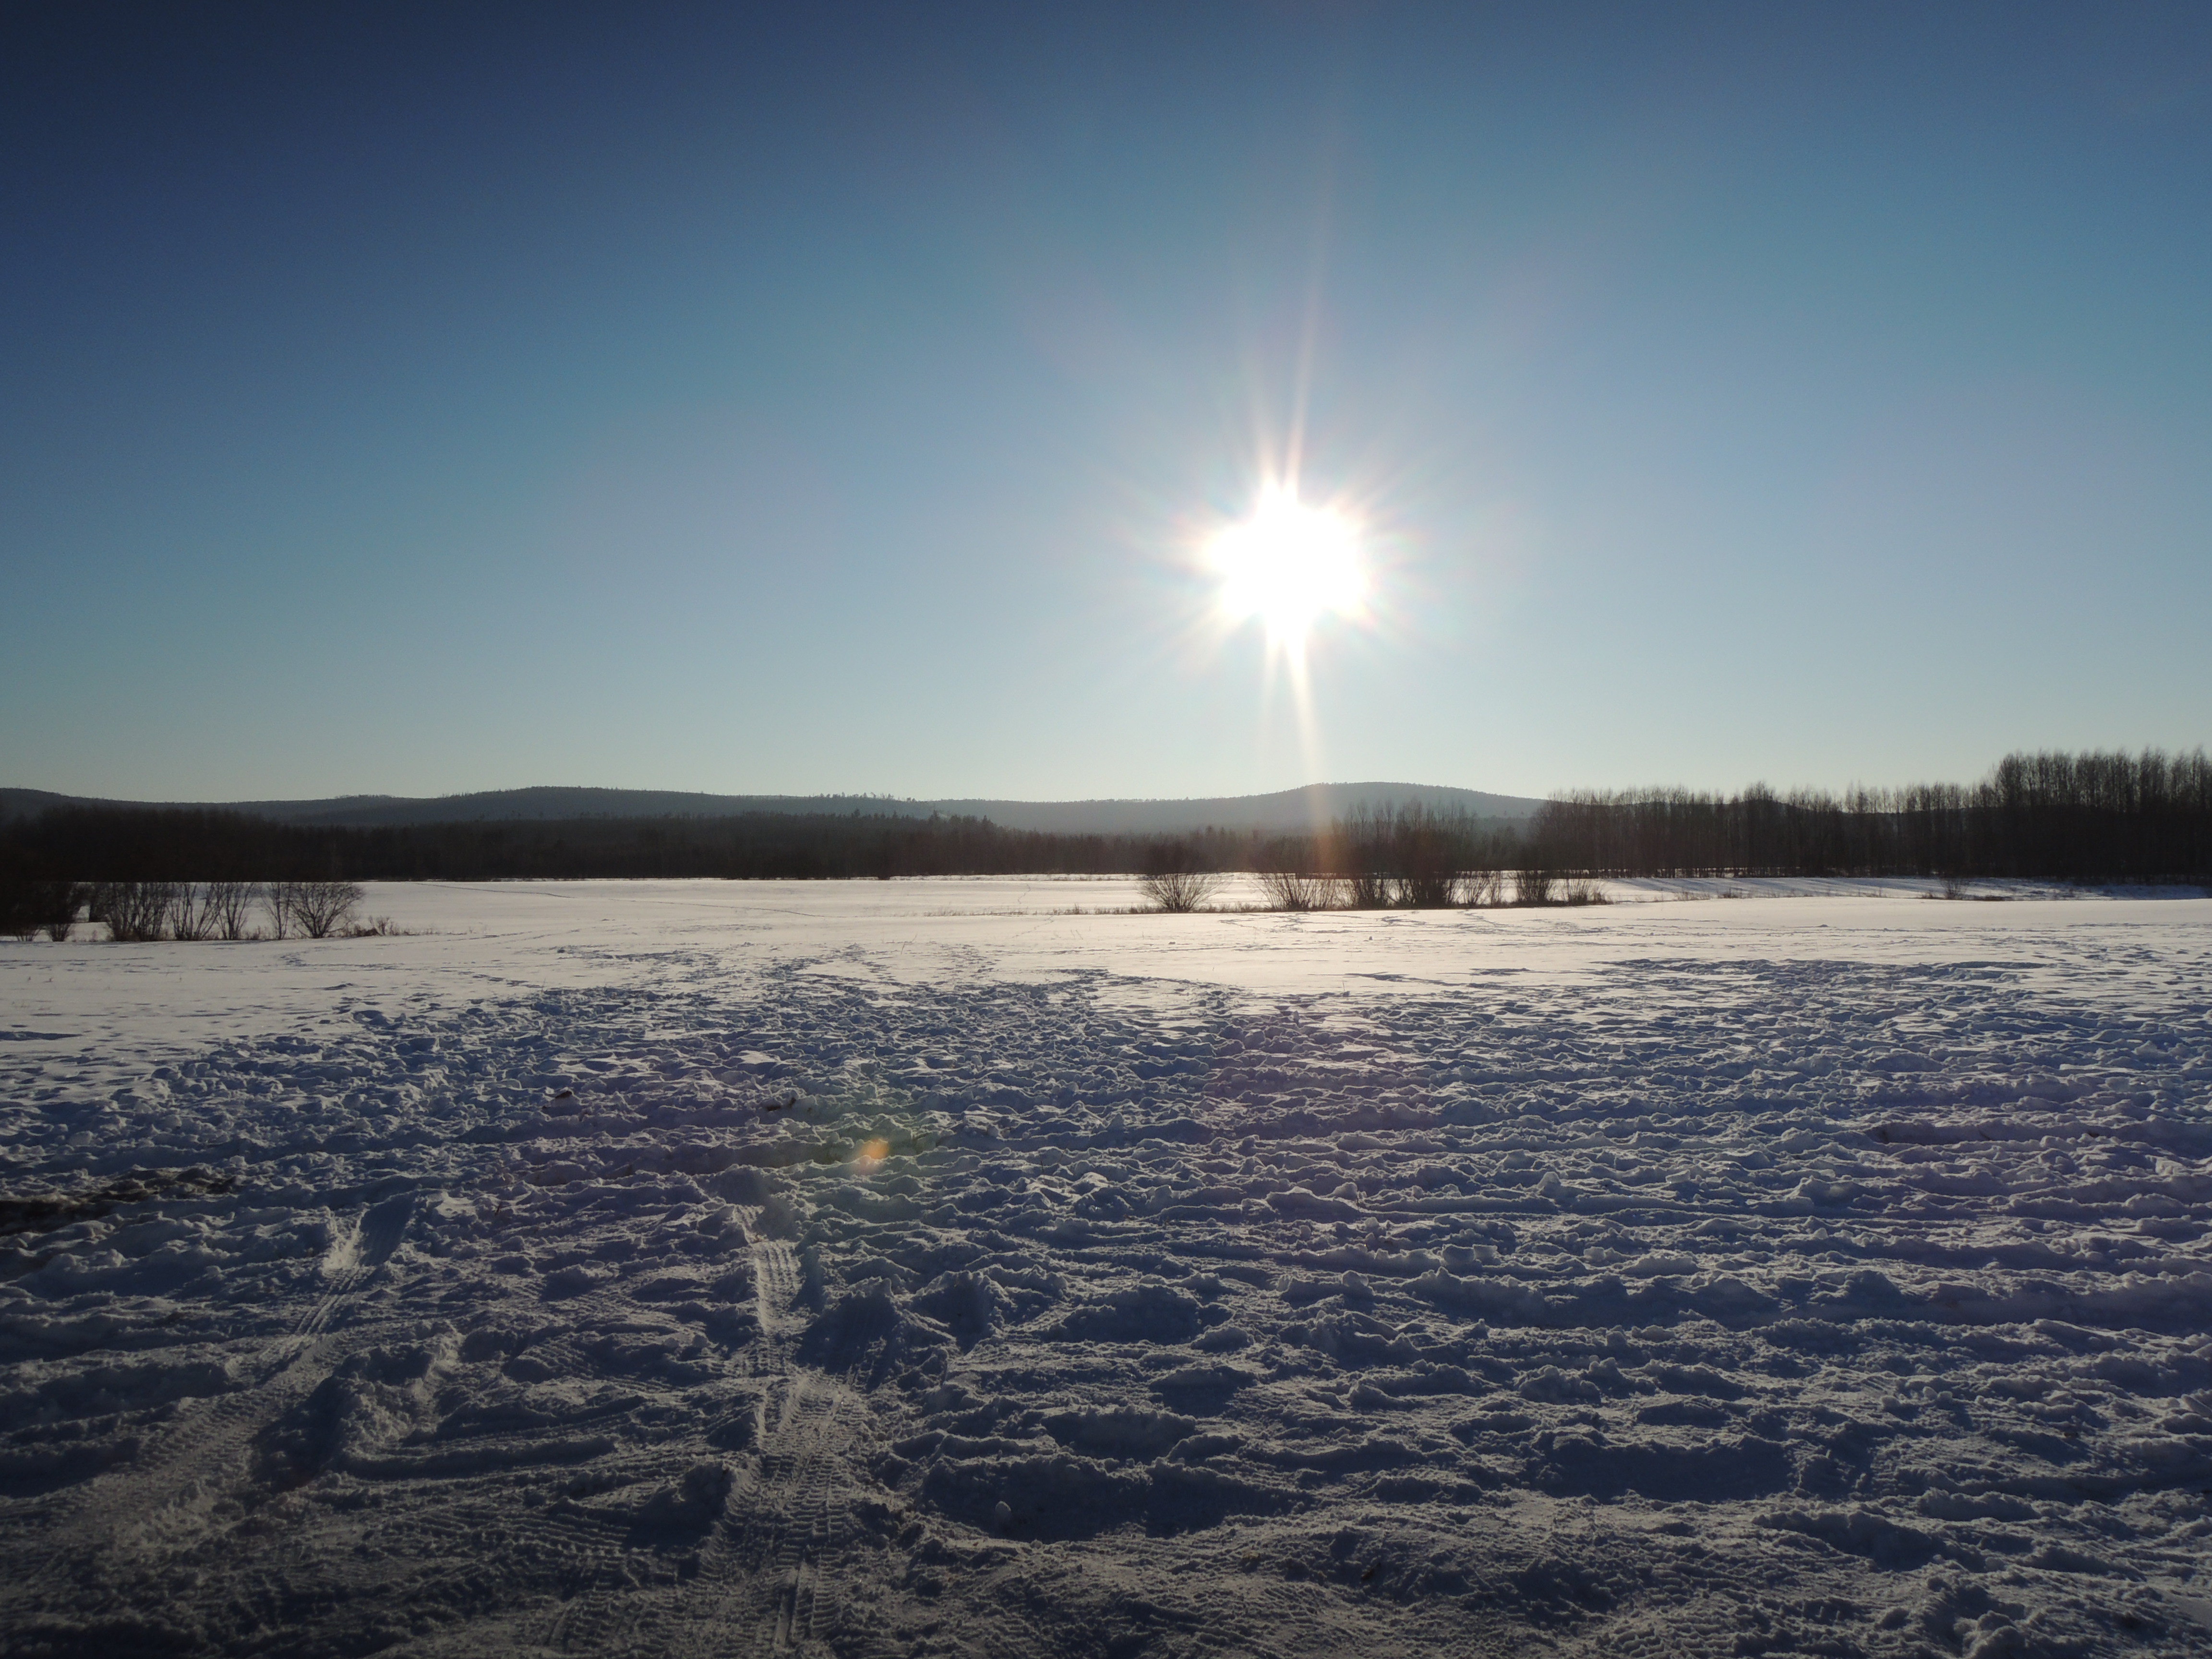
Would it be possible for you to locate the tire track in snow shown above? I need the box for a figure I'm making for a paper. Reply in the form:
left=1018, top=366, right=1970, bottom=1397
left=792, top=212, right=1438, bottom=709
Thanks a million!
left=760, top=1384, right=855, bottom=1655
left=750, top=1237, right=799, bottom=1374
left=293, top=1189, right=413, bottom=1336
left=742, top=1233, right=865, bottom=1656
left=0, top=1192, right=418, bottom=1630
left=682, top=1375, right=867, bottom=1659
left=635, top=1231, right=870, bottom=1659
left=538, top=1225, right=833, bottom=1656
left=527, top=1276, right=727, bottom=1657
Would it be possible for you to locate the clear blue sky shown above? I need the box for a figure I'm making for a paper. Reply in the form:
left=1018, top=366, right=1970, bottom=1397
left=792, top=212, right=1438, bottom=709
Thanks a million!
left=5, top=2, right=2208, bottom=803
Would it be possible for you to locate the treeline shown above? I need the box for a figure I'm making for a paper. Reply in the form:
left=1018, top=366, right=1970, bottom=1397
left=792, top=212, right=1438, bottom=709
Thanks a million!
left=0, top=805, right=1278, bottom=886
left=2, top=749, right=2204, bottom=936
left=0, top=802, right=1551, bottom=930
left=1532, top=748, right=2211, bottom=881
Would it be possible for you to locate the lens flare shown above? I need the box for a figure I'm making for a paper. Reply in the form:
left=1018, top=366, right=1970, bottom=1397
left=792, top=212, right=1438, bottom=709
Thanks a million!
left=1209, top=484, right=1364, bottom=648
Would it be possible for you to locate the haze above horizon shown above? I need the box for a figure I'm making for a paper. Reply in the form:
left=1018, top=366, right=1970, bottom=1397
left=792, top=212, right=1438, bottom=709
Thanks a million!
left=5, top=3, right=2207, bottom=804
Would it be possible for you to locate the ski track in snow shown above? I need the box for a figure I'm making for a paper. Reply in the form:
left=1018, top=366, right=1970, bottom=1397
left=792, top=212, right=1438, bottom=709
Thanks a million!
left=1, top=879, right=2210, bottom=1657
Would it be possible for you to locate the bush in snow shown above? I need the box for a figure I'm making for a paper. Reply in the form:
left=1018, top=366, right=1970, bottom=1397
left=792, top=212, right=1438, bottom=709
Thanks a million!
left=0, top=866, right=83, bottom=940
left=289, top=879, right=365, bottom=939
left=1140, top=869, right=1221, bottom=912
left=1138, top=840, right=1221, bottom=913
left=0, top=874, right=38, bottom=940
left=40, top=881, right=86, bottom=940
left=96, top=880, right=174, bottom=941
left=1256, top=867, right=1340, bottom=911
left=1512, top=865, right=1558, bottom=906
left=167, top=881, right=216, bottom=941
left=205, top=880, right=259, bottom=940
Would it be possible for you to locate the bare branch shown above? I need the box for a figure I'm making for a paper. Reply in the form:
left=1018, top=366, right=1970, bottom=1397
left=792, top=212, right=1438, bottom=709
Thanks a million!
left=168, top=881, right=216, bottom=941
left=206, top=881, right=260, bottom=940
left=1138, top=868, right=1222, bottom=913
left=289, top=879, right=364, bottom=938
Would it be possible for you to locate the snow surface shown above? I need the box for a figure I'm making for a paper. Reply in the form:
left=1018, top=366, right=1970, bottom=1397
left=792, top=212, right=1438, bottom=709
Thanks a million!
left=3, top=878, right=2211, bottom=1657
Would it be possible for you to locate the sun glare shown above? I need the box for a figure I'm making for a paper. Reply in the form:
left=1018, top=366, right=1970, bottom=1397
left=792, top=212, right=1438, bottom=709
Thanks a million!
left=1209, top=485, right=1364, bottom=647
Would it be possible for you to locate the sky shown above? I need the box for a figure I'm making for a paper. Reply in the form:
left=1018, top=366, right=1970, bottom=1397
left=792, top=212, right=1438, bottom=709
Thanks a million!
left=5, top=1, right=2209, bottom=805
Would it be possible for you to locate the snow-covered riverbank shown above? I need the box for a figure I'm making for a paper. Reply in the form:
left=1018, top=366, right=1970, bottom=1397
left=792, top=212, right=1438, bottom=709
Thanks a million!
left=4, top=880, right=2209, bottom=1656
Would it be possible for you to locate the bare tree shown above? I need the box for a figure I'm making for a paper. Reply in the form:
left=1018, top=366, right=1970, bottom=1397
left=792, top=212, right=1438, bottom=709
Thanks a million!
left=289, top=879, right=363, bottom=938
left=98, top=881, right=174, bottom=942
left=205, top=880, right=260, bottom=940
left=264, top=881, right=294, bottom=938
left=168, top=881, right=216, bottom=941
left=1462, top=868, right=1503, bottom=908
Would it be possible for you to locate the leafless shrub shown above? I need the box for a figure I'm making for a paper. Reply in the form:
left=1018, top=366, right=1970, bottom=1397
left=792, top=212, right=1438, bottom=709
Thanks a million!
left=1461, top=868, right=1503, bottom=908
left=97, top=881, right=174, bottom=942
left=1326, top=804, right=1503, bottom=908
left=1139, top=869, right=1222, bottom=913
left=1392, top=811, right=1464, bottom=908
left=167, top=881, right=216, bottom=941
left=0, top=865, right=49, bottom=940
left=1257, top=869, right=1340, bottom=911
left=1332, top=871, right=1382, bottom=909
left=264, top=881, right=295, bottom=938
left=1511, top=866, right=1557, bottom=906
left=350, top=914, right=402, bottom=937
left=42, top=883, right=86, bottom=942
left=1335, top=807, right=1395, bottom=909
left=289, top=879, right=364, bottom=938
left=1137, top=839, right=1223, bottom=913
left=1561, top=877, right=1608, bottom=906
left=205, top=881, right=260, bottom=940
left=1394, top=868, right=1459, bottom=908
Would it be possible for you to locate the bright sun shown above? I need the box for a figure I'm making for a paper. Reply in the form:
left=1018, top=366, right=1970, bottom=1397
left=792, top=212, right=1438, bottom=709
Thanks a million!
left=1209, top=485, right=1364, bottom=647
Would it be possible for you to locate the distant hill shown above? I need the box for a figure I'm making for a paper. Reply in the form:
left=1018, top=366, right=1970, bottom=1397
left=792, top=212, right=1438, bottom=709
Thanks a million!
left=0, top=781, right=1544, bottom=833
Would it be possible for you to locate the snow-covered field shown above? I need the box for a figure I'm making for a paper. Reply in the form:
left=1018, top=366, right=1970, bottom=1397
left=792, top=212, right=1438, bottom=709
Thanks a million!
left=3, top=878, right=2211, bottom=1658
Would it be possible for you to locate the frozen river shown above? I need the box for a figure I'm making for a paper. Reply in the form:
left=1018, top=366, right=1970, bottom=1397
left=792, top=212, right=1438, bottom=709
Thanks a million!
left=3, top=878, right=2210, bottom=1656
